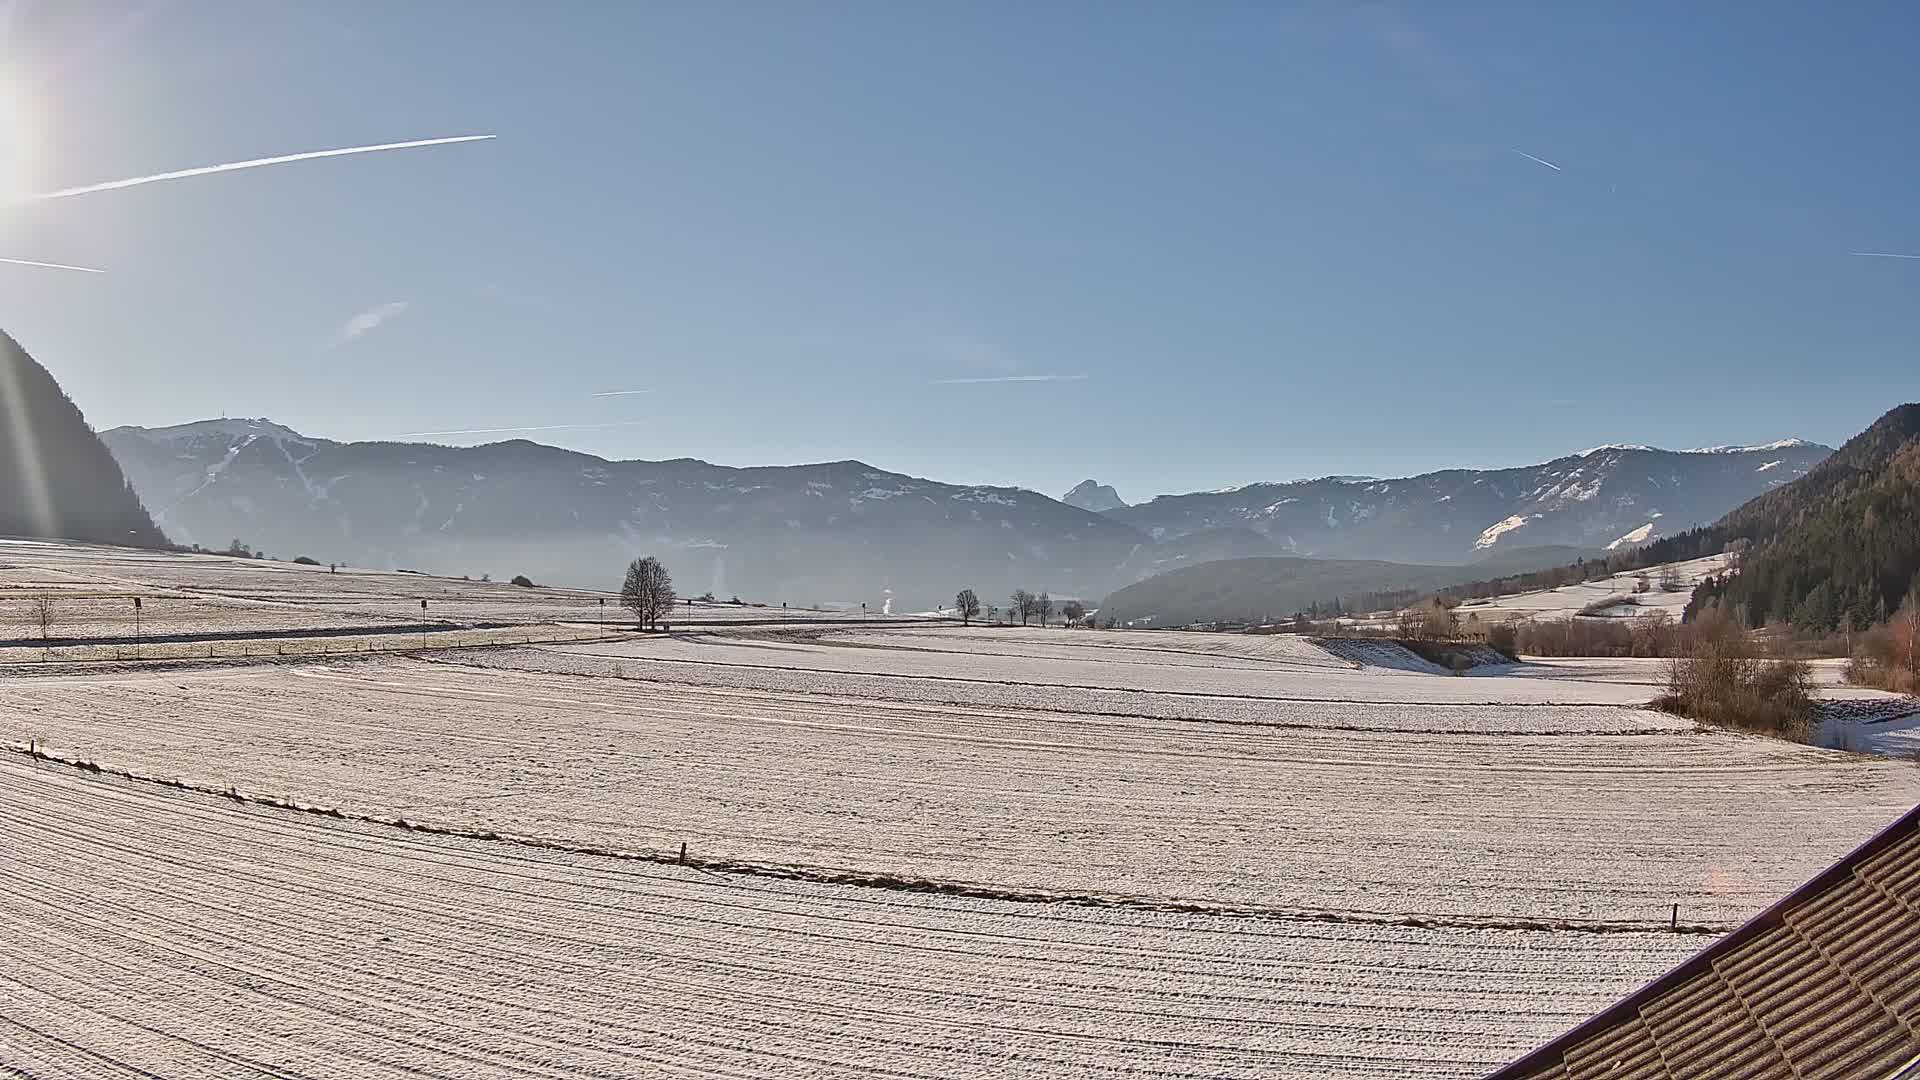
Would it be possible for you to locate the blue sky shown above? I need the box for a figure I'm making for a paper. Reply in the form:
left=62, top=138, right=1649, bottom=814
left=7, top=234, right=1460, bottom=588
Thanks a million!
left=3, top=1, right=1916, bottom=501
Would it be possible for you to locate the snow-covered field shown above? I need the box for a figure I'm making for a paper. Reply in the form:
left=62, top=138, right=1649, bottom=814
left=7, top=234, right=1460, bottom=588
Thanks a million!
left=7, top=644, right=1917, bottom=927
left=0, top=758, right=1698, bottom=1079
left=556, top=630, right=1668, bottom=705
left=5, top=584, right=1920, bottom=1078
left=0, top=541, right=925, bottom=650
left=1448, top=554, right=1731, bottom=624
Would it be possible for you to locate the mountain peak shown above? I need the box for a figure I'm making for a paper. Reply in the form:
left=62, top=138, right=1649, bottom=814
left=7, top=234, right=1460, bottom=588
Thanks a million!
left=1062, top=479, right=1126, bottom=512
left=115, top=417, right=312, bottom=445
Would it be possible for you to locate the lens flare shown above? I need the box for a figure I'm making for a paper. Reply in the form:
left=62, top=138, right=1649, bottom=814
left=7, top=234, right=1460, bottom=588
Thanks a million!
left=0, top=72, right=40, bottom=202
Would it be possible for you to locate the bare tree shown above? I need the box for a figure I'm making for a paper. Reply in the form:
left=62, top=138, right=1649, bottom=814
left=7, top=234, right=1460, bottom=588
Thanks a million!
left=25, top=597, right=54, bottom=659
left=1062, top=599, right=1087, bottom=628
left=1036, top=592, right=1053, bottom=628
left=954, top=588, right=981, bottom=626
left=621, top=556, right=676, bottom=630
left=1398, top=598, right=1455, bottom=641
left=27, top=596, right=53, bottom=643
left=1658, top=565, right=1684, bottom=593
left=1010, top=589, right=1034, bottom=627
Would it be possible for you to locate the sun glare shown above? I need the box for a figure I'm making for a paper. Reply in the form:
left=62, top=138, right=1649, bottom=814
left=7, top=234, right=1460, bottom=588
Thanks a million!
left=0, top=72, right=39, bottom=202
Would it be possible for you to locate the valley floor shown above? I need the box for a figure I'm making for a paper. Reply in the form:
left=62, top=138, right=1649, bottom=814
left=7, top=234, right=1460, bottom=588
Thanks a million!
left=3, top=544, right=1918, bottom=1077
left=0, top=759, right=1689, bottom=1080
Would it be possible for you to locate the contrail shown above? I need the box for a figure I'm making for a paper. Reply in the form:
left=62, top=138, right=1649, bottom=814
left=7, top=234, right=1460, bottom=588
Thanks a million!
left=588, top=389, right=652, bottom=397
left=1849, top=251, right=1920, bottom=259
left=932, top=374, right=1089, bottom=385
left=0, top=256, right=106, bottom=273
left=1509, top=148, right=1562, bottom=172
left=29, top=135, right=496, bottom=202
left=394, top=419, right=649, bottom=439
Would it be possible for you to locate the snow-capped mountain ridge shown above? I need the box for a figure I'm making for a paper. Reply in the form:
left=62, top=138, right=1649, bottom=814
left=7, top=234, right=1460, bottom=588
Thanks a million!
left=1681, top=438, right=1815, bottom=454
left=101, top=418, right=1833, bottom=602
left=1104, top=440, right=1832, bottom=564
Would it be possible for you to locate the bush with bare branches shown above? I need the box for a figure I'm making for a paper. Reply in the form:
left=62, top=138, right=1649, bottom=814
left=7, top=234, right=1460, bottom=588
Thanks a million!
left=1657, top=612, right=1815, bottom=738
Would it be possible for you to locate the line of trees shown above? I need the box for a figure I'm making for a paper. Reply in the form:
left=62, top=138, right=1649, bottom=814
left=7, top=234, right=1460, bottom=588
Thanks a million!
left=952, top=588, right=1087, bottom=628
left=1008, top=589, right=1052, bottom=627
left=1849, top=594, right=1920, bottom=693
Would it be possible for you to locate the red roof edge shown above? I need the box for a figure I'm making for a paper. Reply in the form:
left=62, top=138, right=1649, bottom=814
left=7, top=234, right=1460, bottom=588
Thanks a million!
left=1481, top=801, right=1920, bottom=1079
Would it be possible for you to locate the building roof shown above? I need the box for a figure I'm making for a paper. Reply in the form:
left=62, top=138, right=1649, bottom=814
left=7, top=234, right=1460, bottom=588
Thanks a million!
left=1485, top=803, right=1920, bottom=1080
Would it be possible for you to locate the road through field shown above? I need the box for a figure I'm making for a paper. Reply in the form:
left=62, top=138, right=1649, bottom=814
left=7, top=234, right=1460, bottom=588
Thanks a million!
left=0, top=758, right=1699, bottom=1079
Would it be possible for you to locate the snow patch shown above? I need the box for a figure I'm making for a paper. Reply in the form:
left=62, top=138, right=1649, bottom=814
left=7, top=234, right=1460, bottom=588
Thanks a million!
left=1755, top=460, right=1782, bottom=473
left=1683, top=438, right=1812, bottom=454
left=1474, top=514, right=1532, bottom=549
left=1606, top=522, right=1657, bottom=550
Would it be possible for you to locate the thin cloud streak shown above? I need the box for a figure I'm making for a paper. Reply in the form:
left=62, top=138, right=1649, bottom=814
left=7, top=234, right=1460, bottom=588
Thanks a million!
left=331, top=301, right=410, bottom=346
left=28, top=135, right=496, bottom=202
left=0, top=255, right=106, bottom=273
left=394, top=420, right=651, bottom=439
left=931, top=374, right=1089, bottom=385
left=1849, top=251, right=1920, bottom=259
left=588, top=390, right=651, bottom=397
left=1509, top=148, right=1563, bottom=172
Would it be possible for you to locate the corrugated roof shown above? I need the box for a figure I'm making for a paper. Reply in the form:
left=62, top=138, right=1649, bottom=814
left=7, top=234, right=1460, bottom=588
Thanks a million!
left=1486, top=803, right=1920, bottom=1080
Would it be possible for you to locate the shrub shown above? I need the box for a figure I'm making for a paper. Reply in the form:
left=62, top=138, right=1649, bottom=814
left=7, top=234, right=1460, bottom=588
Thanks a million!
left=1847, top=606, right=1920, bottom=693
left=1486, top=622, right=1518, bottom=659
left=1577, top=594, right=1638, bottom=616
left=1657, top=614, right=1815, bottom=739
left=510, top=575, right=535, bottom=588
left=292, top=556, right=321, bottom=566
left=1396, top=599, right=1456, bottom=641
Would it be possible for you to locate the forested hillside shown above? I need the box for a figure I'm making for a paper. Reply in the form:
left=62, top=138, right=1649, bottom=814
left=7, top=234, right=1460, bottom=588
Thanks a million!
left=0, top=332, right=167, bottom=547
left=1682, top=404, right=1920, bottom=630
left=1436, top=404, right=1920, bottom=633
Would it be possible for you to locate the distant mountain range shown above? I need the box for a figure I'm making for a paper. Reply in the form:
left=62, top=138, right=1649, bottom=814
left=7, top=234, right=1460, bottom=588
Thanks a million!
left=0, top=333, right=165, bottom=548
left=1104, top=441, right=1830, bottom=564
left=100, top=418, right=1834, bottom=609
left=101, top=419, right=1189, bottom=607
